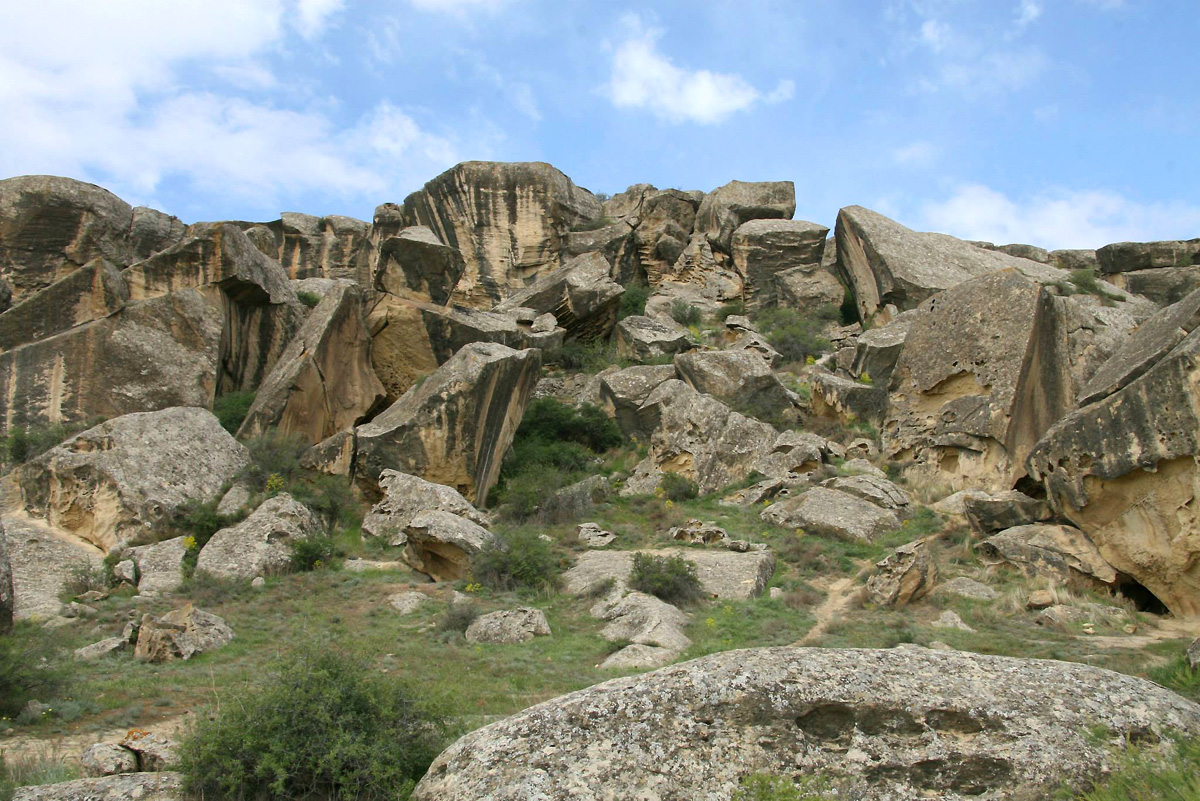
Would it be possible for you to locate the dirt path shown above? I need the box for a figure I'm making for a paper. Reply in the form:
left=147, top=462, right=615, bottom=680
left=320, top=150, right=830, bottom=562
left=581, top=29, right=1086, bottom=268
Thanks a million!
left=795, top=574, right=861, bottom=646
left=0, top=714, right=190, bottom=766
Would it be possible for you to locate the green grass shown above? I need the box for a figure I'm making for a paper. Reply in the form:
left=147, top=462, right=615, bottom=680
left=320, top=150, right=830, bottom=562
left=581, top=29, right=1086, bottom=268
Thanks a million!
left=1065, top=735, right=1200, bottom=800
left=684, top=598, right=815, bottom=658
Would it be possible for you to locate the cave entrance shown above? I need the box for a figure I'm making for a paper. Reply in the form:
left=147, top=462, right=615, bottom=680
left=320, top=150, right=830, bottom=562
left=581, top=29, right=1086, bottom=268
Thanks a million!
left=1115, top=576, right=1169, bottom=615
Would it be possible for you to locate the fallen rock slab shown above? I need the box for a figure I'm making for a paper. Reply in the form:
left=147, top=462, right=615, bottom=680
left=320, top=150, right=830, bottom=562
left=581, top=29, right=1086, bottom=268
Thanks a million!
left=564, top=548, right=774, bottom=600
left=134, top=604, right=233, bottom=663
left=465, top=607, right=551, bottom=644
left=196, top=494, right=321, bottom=581
left=762, top=488, right=899, bottom=542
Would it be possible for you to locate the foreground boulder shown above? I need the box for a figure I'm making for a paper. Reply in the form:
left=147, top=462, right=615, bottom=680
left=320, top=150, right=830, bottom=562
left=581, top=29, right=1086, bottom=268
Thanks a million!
left=399, top=161, right=601, bottom=308
left=1, top=517, right=101, bottom=620
left=12, top=772, right=184, bottom=801
left=412, top=646, right=1200, bottom=800
left=355, top=342, right=541, bottom=502
left=403, top=511, right=494, bottom=581
left=9, top=408, right=249, bottom=551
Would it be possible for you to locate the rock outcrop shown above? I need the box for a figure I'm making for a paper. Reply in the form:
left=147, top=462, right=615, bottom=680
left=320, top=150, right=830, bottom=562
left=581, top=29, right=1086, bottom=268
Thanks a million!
left=762, top=488, right=899, bottom=542
left=1098, top=239, right=1200, bottom=305
left=244, top=212, right=370, bottom=282
left=730, top=219, right=828, bottom=312
left=355, top=342, right=541, bottom=503
left=399, top=161, right=601, bottom=307
left=134, top=604, right=233, bottom=662
left=412, top=646, right=1200, bottom=801
left=615, top=314, right=692, bottom=361
left=9, top=408, right=249, bottom=551
left=493, top=251, right=623, bottom=341
left=694, top=180, right=796, bottom=255
left=564, top=548, right=774, bottom=600
left=196, top=494, right=322, bottom=581
left=465, top=608, right=551, bottom=644
left=979, top=524, right=1118, bottom=588
left=371, top=224, right=464, bottom=305
left=866, top=539, right=937, bottom=608
left=0, top=257, right=130, bottom=351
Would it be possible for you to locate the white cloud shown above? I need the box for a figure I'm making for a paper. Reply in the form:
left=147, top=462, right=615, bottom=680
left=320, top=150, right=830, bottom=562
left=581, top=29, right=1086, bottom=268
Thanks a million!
left=1079, top=0, right=1126, bottom=8
left=919, top=183, right=1200, bottom=249
left=1016, top=0, right=1043, bottom=26
left=606, top=15, right=792, bottom=125
left=409, top=0, right=511, bottom=11
left=0, top=0, right=462, bottom=215
left=892, top=141, right=938, bottom=167
left=919, top=19, right=951, bottom=52
left=367, top=19, right=403, bottom=66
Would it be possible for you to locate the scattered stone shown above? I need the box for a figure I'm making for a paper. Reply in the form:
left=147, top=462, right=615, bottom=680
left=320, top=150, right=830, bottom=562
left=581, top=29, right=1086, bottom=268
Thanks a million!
left=74, top=637, right=129, bottom=661
left=80, top=743, right=138, bottom=777
left=251, top=577, right=265, bottom=588
left=938, top=577, right=998, bottom=602
left=1187, top=638, right=1200, bottom=670
left=112, top=560, right=137, bottom=586
left=389, top=591, right=428, bottom=615
left=412, top=647, right=1200, bottom=801
left=120, top=731, right=179, bottom=771
left=196, top=494, right=321, bottom=581
left=1026, top=590, right=1055, bottom=610
left=134, top=604, right=233, bottom=663
left=126, top=537, right=189, bottom=595
left=866, top=539, right=937, bottom=609
left=576, top=523, right=616, bottom=548
left=762, top=488, right=899, bottom=542
left=465, top=608, right=551, bottom=644
left=362, top=470, right=490, bottom=546
left=931, top=610, right=974, bottom=632
left=1037, top=603, right=1126, bottom=629
left=11, top=772, right=184, bottom=801
left=668, top=519, right=729, bottom=546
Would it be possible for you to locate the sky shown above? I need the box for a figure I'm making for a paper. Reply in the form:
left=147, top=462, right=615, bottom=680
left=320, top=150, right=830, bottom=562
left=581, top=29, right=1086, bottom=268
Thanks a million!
left=2, top=0, right=1198, bottom=249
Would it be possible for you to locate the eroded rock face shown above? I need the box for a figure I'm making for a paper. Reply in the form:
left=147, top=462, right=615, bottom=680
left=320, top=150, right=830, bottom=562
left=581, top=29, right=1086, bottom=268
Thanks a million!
left=0, top=516, right=101, bottom=620
left=196, top=494, right=321, bottom=581
left=412, top=646, right=1200, bottom=801
left=597, top=365, right=678, bottom=438
left=134, top=604, right=233, bottom=662
left=11, top=772, right=184, bottom=801
left=883, top=272, right=1074, bottom=492
left=399, top=161, right=601, bottom=308
left=12, top=408, right=249, bottom=552
left=403, top=510, right=494, bottom=581
left=0, top=528, right=13, bottom=634
left=615, top=315, right=693, bottom=362
left=355, top=343, right=542, bottom=503
left=493, top=251, right=624, bottom=342
left=866, top=539, right=937, bottom=608
left=1097, top=239, right=1200, bottom=275
left=980, top=524, right=1118, bottom=588
left=237, top=283, right=385, bottom=444
left=1027, top=325, right=1200, bottom=616
left=674, top=349, right=796, bottom=420
left=694, top=180, right=796, bottom=255
left=126, top=537, right=189, bottom=595
left=0, top=258, right=130, bottom=351
left=731, top=219, right=828, bottom=312
left=762, top=488, right=899, bottom=542
left=372, top=225, right=465, bottom=306
left=362, top=470, right=491, bottom=546
left=247, top=212, right=370, bottom=282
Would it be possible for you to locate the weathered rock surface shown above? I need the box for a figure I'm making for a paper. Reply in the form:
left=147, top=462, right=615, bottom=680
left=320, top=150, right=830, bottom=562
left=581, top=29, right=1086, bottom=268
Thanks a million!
left=403, top=510, right=494, bottom=582
left=241, top=212, right=370, bottom=282
left=80, top=743, right=139, bottom=777
left=12, top=772, right=185, bottom=801
left=0, top=176, right=182, bottom=302
left=11, top=408, right=249, bottom=552
left=593, top=591, right=691, bottom=670
left=674, top=349, right=796, bottom=419
left=0, top=516, right=102, bottom=620
left=465, top=607, right=551, bottom=644
left=597, top=364, right=678, bottom=438
left=367, top=224, right=462, bottom=305
left=775, top=261, right=846, bottom=318
left=355, top=342, right=541, bottom=502
left=564, top=548, right=774, bottom=600
left=962, top=490, right=1049, bottom=535
left=730, top=219, right=828, bottom=312
left=1097, top=238, right=1200, bottom=274
left=0, top=258, right=130, bottom=351
left=134, top=604, right=233, bottom=662
left=937, top=577, right=998, bottom=601
left=237, top=282, right=385, bottom=444
left=866, top=539, right=937, bottom=608
left=615, top=315, right=692, bottom=362
left=196, top=494, right=321, bottom=581
left=1026, top=324, right=1200, bottom=617
left=120, top=731, right=179, bottom=771
left=808, top=371, right=889, bottom=427
left=980, top=524, right=1119, bottom=587
left=126, top=537, right=189, bottom=595
left=763, top=488, right=900, bottom=542
left=74, top=636, right=130, bottom=661
left=1113, top=264, right=1200, bottom=306
left=399, top=162, right=600, bottom=307
left=849, top=312, right=915, bottom=383
left=0, top=528, right=12, bottom=634
left=389, top=591, right=429, bottom=615
left=694, top=180, right=796, bottom=255
left=361, top=471, right=490, bottom=546
left=412, top=646, right=1200, bottom=801
left=883, top=272, right=1073, bottom=492
left=821, top=475, right=910, bottom=510
left=576, top=522, right=616, bottom=548
left=493, top=251, right=623, bottom=341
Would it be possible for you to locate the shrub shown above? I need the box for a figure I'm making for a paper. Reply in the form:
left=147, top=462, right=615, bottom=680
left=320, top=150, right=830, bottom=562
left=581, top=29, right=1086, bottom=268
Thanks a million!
left=1070, top=735, right=1200, bottom=800
left=1069, top=267, right=1124, bottom=303
left=296, top=290, right=322, bottom=308
left=60, top=562, right=109, bottom=598
left=670, top=299, right=701, bottom=327
left=545, top=340, right=619, bottom=373
left=165, top=499, right=241, bottom=577
left=289, top=534, right=337, bottom=572
left=290, top=474, right=359, bottom=530
left=213, top=391, right=256, bottom=434
left=753, top=307, right=832, bottom=363
left=243, top=431, right=309, bottom=489
left=180, top=645, right=448, bottom=801
left=734, top=772, right=835, bottom=801
left=0, top=626, right=69, bottom=718
left=629, top=553, right=705, bottom=606
left=660, top=472, right=698, bottom=502
left=618, top=283, right=651, bottom=320
left=2, top=419, right=97, bottom=465
left=516, top=398, right=624, bottom=454
left=714, top=300, right=745, bottom=322
left=470, top=528, right=561, bottom=592
left=435, top=601, right=480, bottom=637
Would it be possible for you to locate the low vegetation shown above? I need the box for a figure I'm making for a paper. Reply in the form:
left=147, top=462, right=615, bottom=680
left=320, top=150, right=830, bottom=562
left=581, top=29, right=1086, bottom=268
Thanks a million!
left=752, top=306, right=837, bottom=363
left=213, top=391, right=256, bottom=434
left=296, top=290, right=322, bottom=308
left=1, top=418, right=100, bottom=465
left=618, top=282, right=651, bottom=320
left=629, top=553, right=705, bottom=606
left=1068, top=735, right=1200, bottom=800
left=471, top=528, right=562, bottom=592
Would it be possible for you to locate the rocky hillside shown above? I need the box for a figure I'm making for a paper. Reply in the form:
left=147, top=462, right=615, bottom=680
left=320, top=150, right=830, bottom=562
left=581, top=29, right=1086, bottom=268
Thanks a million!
left=1, top=164, right=1199, bottom=800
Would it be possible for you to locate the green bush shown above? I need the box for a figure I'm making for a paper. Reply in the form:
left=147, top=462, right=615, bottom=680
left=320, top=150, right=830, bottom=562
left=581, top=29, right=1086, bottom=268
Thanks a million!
left=516, top=399, right=624, bottom=454
left=60, top=562, right=109, bottom=598
left=715, top=300, right=745, bottom=322
left=629, top=553, right=705, bottom=606
left=290, top=474, right=359, bottom=530
left=165, top=498, right=242, bottom=577
left=660, top=472, right=698, bottom=502
left=1147, top=654, right=1200, bottom=702
left=2, top=419, right=97, bottom=465
left=213, top=391, right=256, bottom=434
left=470, top=528, right=561, bottom=592
left=1069, top=267, right=1124, bottom=304
left=734, top=773, right=835, bottom=801
left=545, top=340, right=620, bottom=373
left=619, top=283, right=651, bottom=320
left=670, top=299, right=701, bottom=327
left=297, top=290, right=322, bottom=309
left=243, top=431, right=309, bottom=489
left=494, top=470, right=569, bottom=521
left=752, top=307, right=833, bottom=363
left=0, top=626, right=69, bottom=718
left=180, top=645, right=448, bottom=801
left=435, top=601, right=480, bottom=637
left=289, top=534, right=337, bottom=572
left=1068, top=735, right=1200, bottom=800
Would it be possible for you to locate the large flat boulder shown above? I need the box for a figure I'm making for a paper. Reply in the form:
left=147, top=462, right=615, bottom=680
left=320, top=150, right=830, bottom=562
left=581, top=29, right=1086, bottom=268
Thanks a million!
left=9, top=408, right=249, bottom=552
left=399, top=161, right=601, bottom=308
left=980, top=524, right=1118, bottom=588
left=196, top=494, right=322, bottom=581
left=563, top=548, right=774, bottom=600
left=731, top=218, right=828, bottom=312
left=11, top=772, right=185, bottom=801
left=674, top=349, right=796, bottom=419
left=1097, top=238, right=1200, bottom=274
left=1, top=516, right=102, bottom=620
left=412, top=647, right=1200, bottom=801
left=1027, top=324, right=1200, bottom=617
left=694, top=180, right=796, bottom=255
left=493, top=251, right=623, bottom=341
left=883, top=272, right=1074, bottom=491
left=762, top=487, right=899, bottom=542
left=237, top=283, right=385, bottom=444
left=615, top=315, right=693, bottom=362
left=355, top=342, right=541, bottom=503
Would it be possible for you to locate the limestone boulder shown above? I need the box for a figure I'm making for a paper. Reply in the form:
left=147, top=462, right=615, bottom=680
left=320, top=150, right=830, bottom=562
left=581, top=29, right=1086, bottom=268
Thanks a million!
left=597, top=364, right=678, bottom=438
left=120, top=731, right=179, bottom=771
left=74, top=635, right=130, bottom=661
left=372, top=225, right=464, bottom=306
left=0, top=176, right=181, bottom=302
left=576, top=522, right=617, bottom=548
left=126, top=537, right=189, bottom=595
left=0, top=258, right=130, bottom=351
left=0, top=517, right=102, bottom=620
left=937, top=577, right=998, bottom=601
left=731, top=219, right=828, bottom=312
left=775, top=262, right=846, bottom=319
left=403, top=510, right=494, bottom=582
left=362, top=470, right=490, bottom=546
left=615, top=315, right=692, bottom=362
left=674, top=349, right=797, bottom=420
left=237, top=283, right=385, bottom=444
left=134, top=604, right=233, bottom=663
left=12, top=408, right=249, bottom=552
left=355, top=342, right=541, bottom=503
left=962, top=490, right=1049, bottom=535
left=493, top=251, right=623, bottom=341
left=12, top=774, right=185, bottom=801
left=762, top=488, right=899, bottom=542
left=80, top=743, right=139, bottom=777
left=1097, top=238, right=1200, bottom=275
left=196, top=494, right=322, bottom=581
left=593, top=591, right=691, bottom=670
left=465, top=607, right=551, bottom=644
left=564, top=548, right=774, bottom=600
left=808, top=371, right=888, bottom=427
left=883, top=272, right=1074, bottom=492
left=399, top=161, right=601, bottom=308
left=1026, top=324, right=1200, bottom=617
left=821, top=475, right=910, bottom=510
left=979, top=524, right=1118, bottom=588
left=866, top=539, right=937, bottom=608
left=0, top=530, right=12, bottom=634
left=694, top=180, right=796, bottom=255
left=608, top=187, right=699, bottom=286
left=848, top=311, right=915, bottom=383
left=412, top=646, right=1200, bottom=801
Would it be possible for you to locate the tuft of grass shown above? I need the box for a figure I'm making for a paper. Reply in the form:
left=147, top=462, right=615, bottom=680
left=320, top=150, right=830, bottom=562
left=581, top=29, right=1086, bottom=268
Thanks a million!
left=1064, top=735, right=1200, bottom=800
left=1147, top=655, right=1200, bottom=703
left=470, top=529, right=563, bottom=593
left=734, top=772, right=836, bottom=801
left=2, top=419, right=99, bottom=465
left=752, top=307, right=835, bottom=364
left=1, top=753, right=80, bottom=800
left=670, top=299, right=701, bottom=327
left=296, top=290, right=322, bottom=308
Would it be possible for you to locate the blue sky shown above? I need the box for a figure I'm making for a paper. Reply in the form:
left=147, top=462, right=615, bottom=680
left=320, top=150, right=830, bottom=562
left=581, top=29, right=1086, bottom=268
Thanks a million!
left=2, top=0, right=1197, bottom=248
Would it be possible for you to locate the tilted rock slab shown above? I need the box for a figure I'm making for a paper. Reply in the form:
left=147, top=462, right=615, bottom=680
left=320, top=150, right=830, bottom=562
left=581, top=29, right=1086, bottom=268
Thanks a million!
left=412, top=646, right=1200, bottom=801
left=399, top=161, right=601, bottom=308
left=1096, top=238, right=1200, bottom=305
left=694, top=180, right=796, bottom=256
left=355, top=342, right=541, bottom=503
left=1027, top=324, right=1200, bottom=616
left=883, top=272, right=1074, bottom=492
left=597, top=364, right=678, bottom=438
left=371, top=222, right=465, bottom=306
left=0, top=257, right=129, bottom=352
left=0, top=516, right=102, bottom=620
left=674, top=349, right=798, bottom=419
left=403, top=510, right=494, bottom=582
left=238, top=282, right=385, bottom=444
left=196, top=493, right=321, bottom=581
left=493, top=251, right=624, bottom=342
left=731, top=218, right=828, bottom=312
left=362, top=470, right=491, bottom=546
left=979, top=524, right=1118, bottom=588
left=615, top=314, right=693, bottom=362
left=762, top=488, right=899, bottom=543
left=10, top=408, right=249, bottom=552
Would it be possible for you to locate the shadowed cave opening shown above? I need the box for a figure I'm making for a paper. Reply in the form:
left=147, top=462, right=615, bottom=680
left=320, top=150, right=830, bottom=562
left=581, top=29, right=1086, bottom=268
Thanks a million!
left=1115, top=576, right=1169, bottom=615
